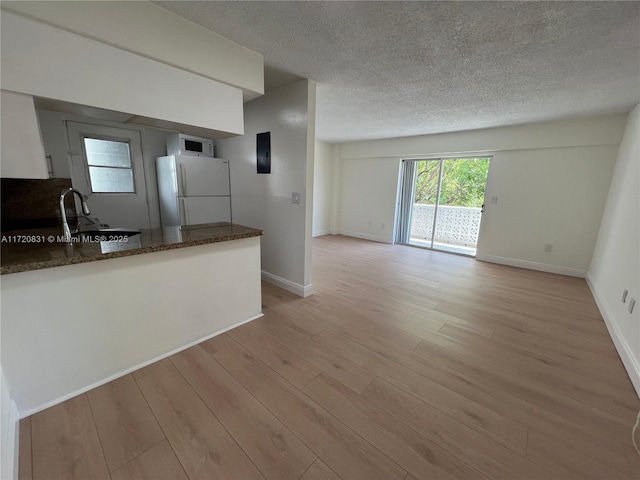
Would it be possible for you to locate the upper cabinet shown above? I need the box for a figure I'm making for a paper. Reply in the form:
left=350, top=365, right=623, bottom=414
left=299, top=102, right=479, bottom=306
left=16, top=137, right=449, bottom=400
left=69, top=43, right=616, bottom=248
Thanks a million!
left=1, top=90, right=48, bottom=179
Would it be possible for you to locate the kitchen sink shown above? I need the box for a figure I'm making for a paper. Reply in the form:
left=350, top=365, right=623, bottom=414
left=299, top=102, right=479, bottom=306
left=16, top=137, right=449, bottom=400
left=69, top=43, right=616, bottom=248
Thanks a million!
left=74, top=228, right=141, bottom=240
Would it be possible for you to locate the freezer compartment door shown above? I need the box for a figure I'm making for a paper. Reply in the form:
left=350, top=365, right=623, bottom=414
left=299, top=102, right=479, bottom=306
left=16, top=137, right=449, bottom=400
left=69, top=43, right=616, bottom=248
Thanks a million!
left=176, top=157, right=230, bottom=197
left=180, top=196, right=231, bottom=226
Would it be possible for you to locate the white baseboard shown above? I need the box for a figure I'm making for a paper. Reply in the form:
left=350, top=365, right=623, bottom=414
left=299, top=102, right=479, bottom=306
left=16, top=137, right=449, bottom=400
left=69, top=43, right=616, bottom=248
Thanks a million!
left=475, top=254, right=587, bottom=278
left=312, top=229, right=330, bottom=237
left=339, top=230, right=393, bottom=244
left=586, top=275, right=640, bottom=398
left=1, top=398, right=19, bottom=480
left=19, top=313, right=264, bottom=419
left=261, top=270, right=313, bottom=297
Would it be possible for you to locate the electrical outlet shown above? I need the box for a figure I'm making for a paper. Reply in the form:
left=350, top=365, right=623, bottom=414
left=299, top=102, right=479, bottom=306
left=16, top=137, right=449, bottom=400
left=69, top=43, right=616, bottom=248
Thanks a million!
left=291, top=192, right=301, bottom=204
left=544, top=244, right=552, bottom=252
left=491, top=196, right=498, bottom=204
left=629, top=298, right=636, bottom=314
left=622, top=289, right=628, bottom=303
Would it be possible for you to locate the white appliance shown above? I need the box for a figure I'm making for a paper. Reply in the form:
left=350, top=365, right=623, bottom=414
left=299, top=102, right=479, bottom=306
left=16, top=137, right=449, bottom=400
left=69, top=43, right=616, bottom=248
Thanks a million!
left=156, top=155, right=231, bottom=227
left=166, top=133, right=215, bottom=157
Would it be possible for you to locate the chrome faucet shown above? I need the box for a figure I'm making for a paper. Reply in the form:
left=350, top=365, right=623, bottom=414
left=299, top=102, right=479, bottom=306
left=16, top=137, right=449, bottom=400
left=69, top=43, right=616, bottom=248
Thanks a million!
left=60, top=188, right=91, bottom=242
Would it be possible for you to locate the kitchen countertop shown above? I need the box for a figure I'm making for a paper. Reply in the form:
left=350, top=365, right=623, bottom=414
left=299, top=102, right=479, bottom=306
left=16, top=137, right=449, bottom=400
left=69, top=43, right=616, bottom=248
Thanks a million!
left=1, top=222, right=263, bottom=275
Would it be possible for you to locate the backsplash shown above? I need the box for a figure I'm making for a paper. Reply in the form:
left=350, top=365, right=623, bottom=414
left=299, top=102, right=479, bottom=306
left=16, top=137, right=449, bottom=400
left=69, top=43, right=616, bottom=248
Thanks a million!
left=1, top=178, right=76, bottom=231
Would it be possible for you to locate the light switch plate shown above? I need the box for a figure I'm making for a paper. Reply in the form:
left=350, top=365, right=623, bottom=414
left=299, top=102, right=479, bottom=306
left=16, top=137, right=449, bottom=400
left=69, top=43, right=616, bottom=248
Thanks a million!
left=292, top=192, right=301, bottom=204
left=491, top=196, right=498, bottom=204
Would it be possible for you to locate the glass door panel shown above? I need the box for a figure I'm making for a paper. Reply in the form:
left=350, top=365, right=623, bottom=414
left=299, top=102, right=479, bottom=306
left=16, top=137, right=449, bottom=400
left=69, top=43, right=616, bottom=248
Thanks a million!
left=432, top=157, right=490, bottom=255
left=397, top=156, right=490, bottom=256
left=408, top=160, right=441, bottom=248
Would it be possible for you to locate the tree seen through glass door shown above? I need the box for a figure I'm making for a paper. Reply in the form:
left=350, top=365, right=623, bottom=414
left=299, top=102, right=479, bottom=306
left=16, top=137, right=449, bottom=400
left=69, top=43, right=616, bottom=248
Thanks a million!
left=409, top=157, right=490, bottom=255
left=414, top=158, right=489, bottom=207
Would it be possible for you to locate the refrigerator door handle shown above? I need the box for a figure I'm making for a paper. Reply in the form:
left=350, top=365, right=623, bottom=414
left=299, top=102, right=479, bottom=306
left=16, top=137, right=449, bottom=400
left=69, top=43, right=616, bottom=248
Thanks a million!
left=180, top=163, right=187, bottom=196
left=180, top=198, right=189, bottom=225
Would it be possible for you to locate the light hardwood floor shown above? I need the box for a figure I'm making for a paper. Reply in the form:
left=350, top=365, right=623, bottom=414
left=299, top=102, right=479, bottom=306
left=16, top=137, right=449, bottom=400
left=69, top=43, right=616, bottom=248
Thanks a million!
left=19, top=235, right=640, bottom=479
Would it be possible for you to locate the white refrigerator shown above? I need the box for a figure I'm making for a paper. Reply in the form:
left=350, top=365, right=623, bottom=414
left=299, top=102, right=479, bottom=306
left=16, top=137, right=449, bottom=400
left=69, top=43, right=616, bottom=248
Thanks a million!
left=156, top=155, right=231, bottom=227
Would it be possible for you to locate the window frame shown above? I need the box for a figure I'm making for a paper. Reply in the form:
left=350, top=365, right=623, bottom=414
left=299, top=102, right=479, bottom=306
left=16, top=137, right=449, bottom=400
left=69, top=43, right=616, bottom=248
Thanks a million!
left=80, top=134, right=138, bottom=195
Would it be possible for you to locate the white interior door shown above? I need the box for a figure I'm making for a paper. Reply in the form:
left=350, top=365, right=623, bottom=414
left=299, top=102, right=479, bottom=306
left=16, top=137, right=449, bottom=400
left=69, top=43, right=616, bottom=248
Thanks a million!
left=67, top=122, right=151, bottom=229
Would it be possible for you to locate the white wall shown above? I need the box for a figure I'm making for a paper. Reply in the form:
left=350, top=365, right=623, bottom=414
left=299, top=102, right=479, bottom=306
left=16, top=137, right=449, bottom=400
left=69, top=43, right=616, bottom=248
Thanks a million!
left=1, top=368, right=19, bottom=480
left=303, top=86, right=317, bottom=288
left=588, top=104, right=640, bottom=396
left=330, top=145, right=342, bottom=235
left=340, top=114, right=627, bottom=160
left=1, top=0, right=264, bottom=100
left=336, top=114, right=625, bottom=276
left=216, top=80, right=316, bottom=297
left=340, top=157, right=401, bottom=244
left=477, top=145, right=617, bottom=275
left=1, top=11, right=244, bottom=138
left=1, top=237, right=262, bottom=416
left=312, top=141, right=336, bottom=237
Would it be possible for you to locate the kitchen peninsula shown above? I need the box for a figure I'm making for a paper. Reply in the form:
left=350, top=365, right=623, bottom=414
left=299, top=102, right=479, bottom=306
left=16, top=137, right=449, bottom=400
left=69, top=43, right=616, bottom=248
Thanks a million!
left=1, top=222, right=263, bottom=416
left=1, top=222, right=262, bottom=274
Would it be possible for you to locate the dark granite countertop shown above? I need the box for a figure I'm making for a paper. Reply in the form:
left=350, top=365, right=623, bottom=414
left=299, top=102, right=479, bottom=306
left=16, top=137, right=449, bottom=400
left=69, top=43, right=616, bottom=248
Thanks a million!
left=1, top=222, right=263, bottom=275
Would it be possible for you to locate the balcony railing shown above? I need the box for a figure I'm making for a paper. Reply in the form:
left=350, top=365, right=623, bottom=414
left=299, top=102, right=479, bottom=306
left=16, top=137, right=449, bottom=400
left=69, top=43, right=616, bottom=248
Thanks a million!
left=409, top=204, right=482, bottom=248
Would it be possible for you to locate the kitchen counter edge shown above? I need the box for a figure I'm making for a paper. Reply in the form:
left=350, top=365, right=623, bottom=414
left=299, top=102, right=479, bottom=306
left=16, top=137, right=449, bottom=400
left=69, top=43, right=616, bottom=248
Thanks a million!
left=1, top=223, right=263, bottom=275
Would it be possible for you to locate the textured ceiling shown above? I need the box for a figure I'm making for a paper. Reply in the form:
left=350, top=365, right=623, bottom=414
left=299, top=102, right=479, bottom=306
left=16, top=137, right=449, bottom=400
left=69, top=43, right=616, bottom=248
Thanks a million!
left=155, top=1, right=640, bottom=143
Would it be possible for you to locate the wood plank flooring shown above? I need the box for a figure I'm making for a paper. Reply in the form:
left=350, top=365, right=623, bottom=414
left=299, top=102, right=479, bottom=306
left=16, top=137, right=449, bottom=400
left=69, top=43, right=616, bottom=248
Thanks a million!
left=19, top=235, right=640, bottom=479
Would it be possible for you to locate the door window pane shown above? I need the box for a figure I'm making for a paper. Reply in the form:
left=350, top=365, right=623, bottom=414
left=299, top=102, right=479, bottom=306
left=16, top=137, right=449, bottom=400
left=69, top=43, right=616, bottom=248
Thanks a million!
left=84, top=138, right=135, bottom=193
left=88, top=166, right=135, bottom=193
left=84, top=138, right=131, bottom=167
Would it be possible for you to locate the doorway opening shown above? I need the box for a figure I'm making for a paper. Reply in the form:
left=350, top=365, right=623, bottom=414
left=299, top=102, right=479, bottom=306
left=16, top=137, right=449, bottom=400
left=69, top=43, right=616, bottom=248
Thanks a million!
left=395, top=156, right=491, bottom=256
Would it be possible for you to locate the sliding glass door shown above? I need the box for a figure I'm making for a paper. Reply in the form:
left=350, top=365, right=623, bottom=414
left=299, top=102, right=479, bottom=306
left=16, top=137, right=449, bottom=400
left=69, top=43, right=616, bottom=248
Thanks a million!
left=396, top=157, right=490, bottom=256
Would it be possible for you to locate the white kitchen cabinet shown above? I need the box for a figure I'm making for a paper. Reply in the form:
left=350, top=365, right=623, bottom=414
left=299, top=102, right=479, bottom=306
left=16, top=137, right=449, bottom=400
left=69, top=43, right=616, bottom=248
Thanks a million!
left=0, top=90, right=48, bottom=179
